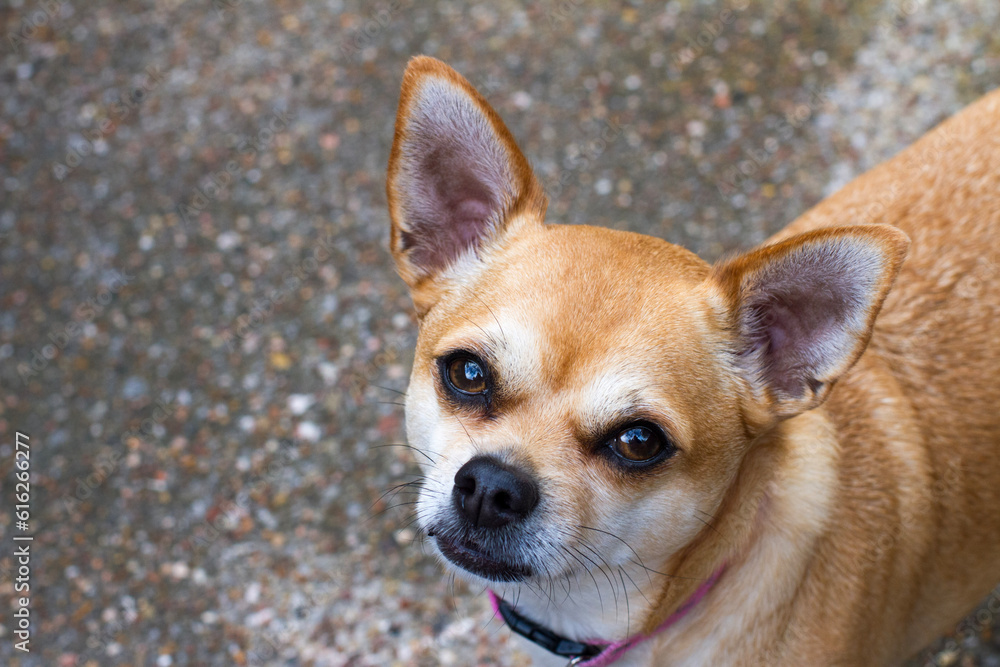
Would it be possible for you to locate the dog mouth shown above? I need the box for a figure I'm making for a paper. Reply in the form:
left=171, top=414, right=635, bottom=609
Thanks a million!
left=433, top=534, right=533, bottom=582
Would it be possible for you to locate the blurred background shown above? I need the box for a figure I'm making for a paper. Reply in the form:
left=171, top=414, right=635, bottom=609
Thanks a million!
left=1, top=0, right=998, bottom=665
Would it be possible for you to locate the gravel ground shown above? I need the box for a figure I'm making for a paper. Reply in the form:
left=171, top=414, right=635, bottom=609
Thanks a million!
left=0, top=0, right=998, bottom=665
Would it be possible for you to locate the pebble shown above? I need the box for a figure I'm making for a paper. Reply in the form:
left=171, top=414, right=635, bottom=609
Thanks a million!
left=295, top=421, right=322, bottom=442
left=287, top=393, right=314, bottom=415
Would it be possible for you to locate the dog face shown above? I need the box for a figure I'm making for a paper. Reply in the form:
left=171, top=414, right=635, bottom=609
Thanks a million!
left=403, top=224, right=742, bottom=584
left=387, top=57, right=908, bottom=594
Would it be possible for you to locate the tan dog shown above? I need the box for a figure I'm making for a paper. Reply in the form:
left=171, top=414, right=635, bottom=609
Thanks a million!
left=386, top=56, right=1000, bottom=666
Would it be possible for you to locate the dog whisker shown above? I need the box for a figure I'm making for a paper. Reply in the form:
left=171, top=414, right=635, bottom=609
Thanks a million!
left=556, top=531, right=606, bottom=604
left=618, top=567, right=631, bottom=638
left=451, top=413, right=484, bottom=455
left=369, top=442, right=439, bottom=465
left=398, top=513, right=425, bottom=533
left=574, top=535, right=621, bottom=616
left=576, top=525, right=654, bottom=579
left=448, top=572, right=458, bottom=612
left=366, top=499, right=422, bottom=523
left=472, top=292, right=508, bottom=347
left=369, top=478, right=428, bottom=510
left=587, top=545, right=620, bottom=604
left=372, top=383, right=407, bottom=398
left=568, top=545, right=605, bottom=615
left=619, top=564, right=651, bottom=606
left=692, top=508, right=722, bottom=536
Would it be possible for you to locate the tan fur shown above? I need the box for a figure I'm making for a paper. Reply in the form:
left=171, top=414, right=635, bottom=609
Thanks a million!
left=388, top=57, right=1000, bottom=666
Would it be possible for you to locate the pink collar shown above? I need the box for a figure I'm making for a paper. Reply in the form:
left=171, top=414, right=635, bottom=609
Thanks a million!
left=488, top=565, right=726, bottom=666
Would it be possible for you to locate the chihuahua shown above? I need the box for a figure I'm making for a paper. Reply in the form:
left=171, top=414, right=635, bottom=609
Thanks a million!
left=386, top=56, right=1000, bottom=666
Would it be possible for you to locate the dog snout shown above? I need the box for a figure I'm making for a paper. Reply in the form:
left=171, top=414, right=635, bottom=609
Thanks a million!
left=452, top=456, right=539, bottom=529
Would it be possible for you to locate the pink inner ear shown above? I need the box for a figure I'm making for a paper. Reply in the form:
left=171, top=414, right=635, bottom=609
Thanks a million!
left=399, top=143, right=499, bottom=270
left=740, top=241, right=878, bottom=398
left=394, top=77, right=519, bottom=275
left=747, top=292, right=850, bottom=396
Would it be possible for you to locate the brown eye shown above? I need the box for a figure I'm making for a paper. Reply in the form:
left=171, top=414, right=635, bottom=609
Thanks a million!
left=611, top=425, right=666, bottom=463
left=445, top=355, right=488, bottom=395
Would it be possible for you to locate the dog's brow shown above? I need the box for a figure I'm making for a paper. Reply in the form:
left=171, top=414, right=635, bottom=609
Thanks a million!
left=465, top=317, right=543, bottom=394
left=437, top=316, right=505, bottom=355
left=579, top=381, right=648, bottom=432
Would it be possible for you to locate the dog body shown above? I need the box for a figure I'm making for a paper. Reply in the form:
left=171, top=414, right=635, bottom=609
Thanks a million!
left=387, top=56, right=1000, bottom=666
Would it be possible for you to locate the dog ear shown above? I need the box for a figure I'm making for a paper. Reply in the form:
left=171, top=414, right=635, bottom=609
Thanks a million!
left=386, top=56, right=546, bottom=315
left=710, top=225, right=909, bottom=419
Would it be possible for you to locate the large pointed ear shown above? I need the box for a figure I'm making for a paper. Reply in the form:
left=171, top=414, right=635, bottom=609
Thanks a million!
left=386, top=56, right=546, bottom=314
left=710, top=225, right=909, bottom=419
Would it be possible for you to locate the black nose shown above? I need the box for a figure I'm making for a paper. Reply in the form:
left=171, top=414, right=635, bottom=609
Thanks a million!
left=453, top=456, right=539, bottom=529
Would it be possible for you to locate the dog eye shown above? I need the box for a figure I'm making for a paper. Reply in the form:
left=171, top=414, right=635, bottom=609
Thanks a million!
left=445, top=354, right=488, bottom=395
left=611, top=425, right=668, bottom=463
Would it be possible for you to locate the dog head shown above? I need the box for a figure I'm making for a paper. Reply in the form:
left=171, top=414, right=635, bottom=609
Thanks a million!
left=386, top=56, right=908, bottom=607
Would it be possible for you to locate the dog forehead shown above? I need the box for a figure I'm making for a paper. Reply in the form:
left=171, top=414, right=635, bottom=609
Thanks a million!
left=423, top=225, right=714, bottom=396
left=487, top=224, right=709, bottom=342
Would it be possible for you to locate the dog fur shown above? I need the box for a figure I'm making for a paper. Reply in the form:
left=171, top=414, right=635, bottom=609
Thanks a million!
left=386, top=56, right=1000, bottom=666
